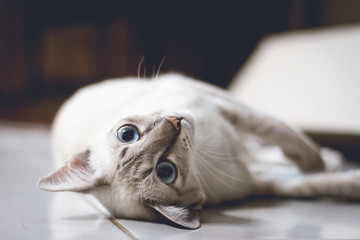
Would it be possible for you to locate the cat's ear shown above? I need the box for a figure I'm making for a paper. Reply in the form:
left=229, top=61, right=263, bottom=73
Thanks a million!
left=149, top=203, right=202, bottom=229
left=38, top=150, right=99, bottom=192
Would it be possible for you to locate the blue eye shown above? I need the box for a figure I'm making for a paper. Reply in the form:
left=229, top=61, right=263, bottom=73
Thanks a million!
left=117, top=125, right=139, bottom=143
left=156, top=161, right=177, bottom=184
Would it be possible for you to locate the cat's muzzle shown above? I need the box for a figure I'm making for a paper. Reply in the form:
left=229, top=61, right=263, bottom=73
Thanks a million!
left=165, top=116, right=183, bottom=132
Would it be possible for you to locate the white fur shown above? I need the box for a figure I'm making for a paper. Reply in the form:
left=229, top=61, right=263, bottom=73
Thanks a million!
left=52, top=74, right=253, bottom=203
left=41, top=73, right=359, bottom=228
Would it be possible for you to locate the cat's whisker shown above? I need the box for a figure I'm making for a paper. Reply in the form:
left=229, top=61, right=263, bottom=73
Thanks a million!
left=195, top=146, right=236, bottom=161
left=196, top=146, right=234, bottom=157
left=191, top=159, right=220, bottom=201
left=195, top=151, right=233, bottom=163
left=155, top=56, right=166, bottom=80
left=195, top=151, right=251, bottom=184
left=196, top=156, right=247, bottom=193
left=198, top=171, right=220, bottom=201
left=137, top=56, right=145, bottom=80
left=198, top=147, right=232, bottom=156
left=192, top=146, right=249, bottom=190
left=195, top=133, right=224, bottom=150
left=189, top=148, right=220, bottom=200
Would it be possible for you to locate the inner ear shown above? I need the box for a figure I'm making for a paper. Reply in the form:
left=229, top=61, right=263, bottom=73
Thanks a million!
left=148, top=203, right=202, bottom=229
left=38, top=150, right=99, bottom=192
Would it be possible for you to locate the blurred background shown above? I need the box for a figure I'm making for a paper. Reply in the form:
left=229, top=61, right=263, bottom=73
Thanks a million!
left=1, top=0, right=360, bottom=123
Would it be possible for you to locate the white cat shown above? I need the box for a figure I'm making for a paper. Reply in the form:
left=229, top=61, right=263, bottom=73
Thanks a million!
left=38, top=73, right=360, bottom=229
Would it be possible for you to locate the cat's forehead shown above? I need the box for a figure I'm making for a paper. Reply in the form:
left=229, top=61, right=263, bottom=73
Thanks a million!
left=115, top=112, right=163, bottom=128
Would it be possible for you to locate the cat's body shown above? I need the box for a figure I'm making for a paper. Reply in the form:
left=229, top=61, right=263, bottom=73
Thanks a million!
left=52, top=74, right=256, bottom=204
left=39, top=73, right=360, bottom=229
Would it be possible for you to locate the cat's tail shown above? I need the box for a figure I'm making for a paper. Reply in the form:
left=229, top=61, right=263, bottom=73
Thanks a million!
left=249, top=148, right=360, bottom=200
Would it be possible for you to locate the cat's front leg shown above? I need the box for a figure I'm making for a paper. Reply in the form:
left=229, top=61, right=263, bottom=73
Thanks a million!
left=220, top=102, right=325, bottom=172
left=268, top=119, right=325, bottom=172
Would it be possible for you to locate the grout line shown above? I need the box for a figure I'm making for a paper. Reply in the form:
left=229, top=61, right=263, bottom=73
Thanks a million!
left=82, top=195, right=139, bottom=240
left=107, top=218, right=139, bottom=240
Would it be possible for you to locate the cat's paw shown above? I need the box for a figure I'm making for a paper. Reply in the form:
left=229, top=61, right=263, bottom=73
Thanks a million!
left=320, top=147, right=344, bottom=172
left=283, top=146, right=325, bottom=173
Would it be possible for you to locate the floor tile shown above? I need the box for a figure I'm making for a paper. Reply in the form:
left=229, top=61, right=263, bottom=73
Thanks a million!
left=0, top=122, right=131, bottom=240
left=116, top=199, right=360, bottom=240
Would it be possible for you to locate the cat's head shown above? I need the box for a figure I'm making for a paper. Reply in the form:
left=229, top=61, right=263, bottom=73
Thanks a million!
left=38, top=112, right=205, bottom=229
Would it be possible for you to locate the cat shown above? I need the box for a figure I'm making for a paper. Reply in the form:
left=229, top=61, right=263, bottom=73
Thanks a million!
left=38, top=73, right=360, bottom=229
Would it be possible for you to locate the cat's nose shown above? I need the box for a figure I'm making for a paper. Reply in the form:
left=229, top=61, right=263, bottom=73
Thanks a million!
left=165, top=116, right=182, bottom=131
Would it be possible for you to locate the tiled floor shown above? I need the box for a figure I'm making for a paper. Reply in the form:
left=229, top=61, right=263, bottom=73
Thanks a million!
left=1, top=122, right=360, bottom=240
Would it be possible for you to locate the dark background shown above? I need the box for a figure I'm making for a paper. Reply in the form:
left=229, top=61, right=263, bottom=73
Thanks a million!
left=1, top=0, right=360, bottom=123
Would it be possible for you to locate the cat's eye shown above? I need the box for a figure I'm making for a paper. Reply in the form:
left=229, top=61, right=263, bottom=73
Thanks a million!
left=156, top=161, right=177, bottom=184
left=117, top=125, right=140, bottom=143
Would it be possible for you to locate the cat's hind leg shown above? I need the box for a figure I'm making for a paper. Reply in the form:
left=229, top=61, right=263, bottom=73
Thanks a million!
left=248, top=148, right=360, bottom=200
left=254, top=167, right=360, bottom=200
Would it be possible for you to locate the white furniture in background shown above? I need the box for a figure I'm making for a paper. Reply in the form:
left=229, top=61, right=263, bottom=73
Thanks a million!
left=229, top=25, right=360, bottom=137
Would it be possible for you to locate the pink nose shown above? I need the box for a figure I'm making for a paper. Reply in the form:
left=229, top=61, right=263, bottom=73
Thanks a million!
left=165, top=116, right=182, bottom=131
